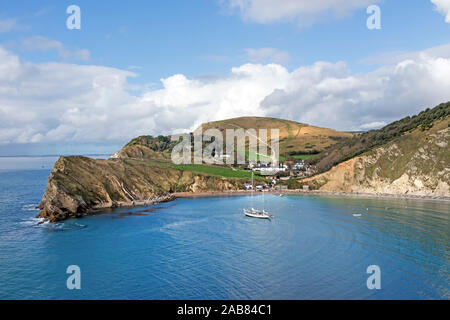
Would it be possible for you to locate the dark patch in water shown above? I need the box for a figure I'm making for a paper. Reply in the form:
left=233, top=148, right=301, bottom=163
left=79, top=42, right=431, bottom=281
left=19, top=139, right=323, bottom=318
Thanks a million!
left=114, top=211, right=151, bottom=219
left=111, top=203, right=176, bottom=219
left=42, top=222, right=88, bottom=233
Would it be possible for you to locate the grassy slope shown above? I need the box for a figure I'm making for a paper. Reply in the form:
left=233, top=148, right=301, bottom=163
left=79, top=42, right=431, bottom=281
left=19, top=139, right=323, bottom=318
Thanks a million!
left=132, top=158, right=266, bottom=180
left=308, top=102, right=450, bottom=173
left=199, top=116, right=353, bottom=161
left=117, top=116, right=352, bottom=164
left=362, top=118, right=450, bottom=184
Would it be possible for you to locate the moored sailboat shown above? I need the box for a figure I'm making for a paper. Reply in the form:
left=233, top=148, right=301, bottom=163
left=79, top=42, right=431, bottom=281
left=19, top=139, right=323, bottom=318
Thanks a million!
left=243, top=208, right=272, bottom=219
left=243, top=171, right=274, bottom=219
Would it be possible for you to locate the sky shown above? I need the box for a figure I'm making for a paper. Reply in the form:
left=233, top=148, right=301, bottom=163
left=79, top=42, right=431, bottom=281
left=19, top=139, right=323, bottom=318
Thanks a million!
left=0, top=0, right=450, bottom=155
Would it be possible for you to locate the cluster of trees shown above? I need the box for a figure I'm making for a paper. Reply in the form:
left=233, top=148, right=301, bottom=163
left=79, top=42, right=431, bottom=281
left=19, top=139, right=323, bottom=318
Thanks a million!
left=288, top=149, right=320, bottom=156
left=126, top=135, right=175, bottom=152
left=278, top=178, right=302, bottom=189
left=383, top=102, right=450, bottom=135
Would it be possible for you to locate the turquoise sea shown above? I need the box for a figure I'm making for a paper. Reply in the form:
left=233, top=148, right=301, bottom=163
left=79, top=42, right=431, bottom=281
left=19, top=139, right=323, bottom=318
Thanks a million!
left=0, top=157, right=449, bottom=299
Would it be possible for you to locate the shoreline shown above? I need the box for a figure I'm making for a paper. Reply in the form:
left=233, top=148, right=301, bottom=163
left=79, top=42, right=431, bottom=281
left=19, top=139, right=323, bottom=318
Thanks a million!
left=173, top=189, right=450, bottom=202
left=39, top=189, right=449, bottom=223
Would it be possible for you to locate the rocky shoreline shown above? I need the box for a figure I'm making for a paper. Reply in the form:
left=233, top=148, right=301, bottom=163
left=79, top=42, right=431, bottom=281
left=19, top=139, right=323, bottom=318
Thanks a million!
left=38, top=193, right=176, bottom=223
left=38, top=188, right=449, bottom=223
left=35, top=155, right=242, bottom=223
left=173, top=189, right=450, bottom=201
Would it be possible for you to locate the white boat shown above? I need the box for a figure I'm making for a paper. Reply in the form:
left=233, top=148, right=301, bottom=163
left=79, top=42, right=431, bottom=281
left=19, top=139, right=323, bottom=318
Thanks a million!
left=251, top=208, right=273, bottom=217
left=244, top=209, right=272, bottom=219
left=243, top=172, right=274, bottom=219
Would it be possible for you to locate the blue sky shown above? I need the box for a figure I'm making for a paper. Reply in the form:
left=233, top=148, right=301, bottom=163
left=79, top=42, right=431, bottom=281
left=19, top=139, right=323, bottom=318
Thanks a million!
left=0, top=0, right=450, bottom=155
left=2, top=0, right=449, bottom=81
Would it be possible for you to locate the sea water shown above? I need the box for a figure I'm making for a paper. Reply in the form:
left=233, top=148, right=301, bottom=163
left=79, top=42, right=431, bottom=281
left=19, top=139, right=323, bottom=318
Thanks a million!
left=0, top=157, right=449, bottom=299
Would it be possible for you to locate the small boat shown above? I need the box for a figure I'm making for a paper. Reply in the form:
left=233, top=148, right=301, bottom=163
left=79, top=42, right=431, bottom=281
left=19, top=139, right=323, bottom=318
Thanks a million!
left=279, top=194, right=283, bottom=197
left=243, top=172, right=274, bottom=220
left=252, top=208, right=274, bottom=217
left=353, top=213, right=362, bottom=217
left=244, top=209, right=272, bottom=219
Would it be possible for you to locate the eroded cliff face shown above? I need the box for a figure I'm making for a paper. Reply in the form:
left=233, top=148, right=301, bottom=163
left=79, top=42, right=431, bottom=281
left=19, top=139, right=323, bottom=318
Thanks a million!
left=38, top=156, right=243, bottom=222
left=302, top=120, right=450, bottom=197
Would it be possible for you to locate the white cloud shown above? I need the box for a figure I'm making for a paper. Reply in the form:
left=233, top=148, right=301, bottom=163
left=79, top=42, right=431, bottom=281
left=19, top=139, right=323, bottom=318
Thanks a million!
left=245, top=48, right=290, bottom=64
left=0, top=18, right=24, bottom=33
left=260, top=57, right=450, bottom=129
left=361, top=43, right=450, bottom=65
left=225, top=0, right=377, bottom=24
left=21, top=36, right=90, bottom=61
left=226, top=0, right=449, bottom=25
left=431, top=0, right=450, bottom=22
left=359, top=121, right=386, bottom=130
left=1, top=45, right=450, bottom=145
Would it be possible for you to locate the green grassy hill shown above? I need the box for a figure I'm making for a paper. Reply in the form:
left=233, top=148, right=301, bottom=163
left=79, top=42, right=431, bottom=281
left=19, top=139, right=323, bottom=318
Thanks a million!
left=117, top=116, right=353, bottom=163
left=201, top=116, right=353, bottom=161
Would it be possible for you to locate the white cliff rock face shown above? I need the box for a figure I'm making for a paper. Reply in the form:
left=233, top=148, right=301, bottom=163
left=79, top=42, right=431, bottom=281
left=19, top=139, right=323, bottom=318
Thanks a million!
left=110, top=152, right=120, bottom=159
left=303, top=123, right=450, bottom=197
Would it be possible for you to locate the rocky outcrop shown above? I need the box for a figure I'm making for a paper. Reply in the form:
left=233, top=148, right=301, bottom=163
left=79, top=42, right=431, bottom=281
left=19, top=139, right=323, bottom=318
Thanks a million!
left=38, top=155, right=244, bottom=222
